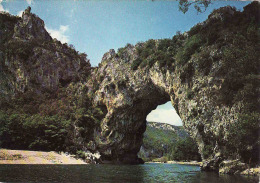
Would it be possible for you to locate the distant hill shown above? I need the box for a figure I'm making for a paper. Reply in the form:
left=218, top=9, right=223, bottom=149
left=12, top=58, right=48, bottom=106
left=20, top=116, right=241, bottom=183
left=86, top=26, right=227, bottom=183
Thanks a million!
left=138, top=122, right=188, bottom=161
left=139, top=122, right=201, bottom=162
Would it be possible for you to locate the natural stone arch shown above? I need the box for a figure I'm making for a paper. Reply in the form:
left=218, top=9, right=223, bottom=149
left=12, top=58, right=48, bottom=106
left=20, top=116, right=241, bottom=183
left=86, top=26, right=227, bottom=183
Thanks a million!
left=85, top=49, right=193, bottom=164
left=76, top=3, right=259, bottom=171
left=0, top=2, right=258, bottom=174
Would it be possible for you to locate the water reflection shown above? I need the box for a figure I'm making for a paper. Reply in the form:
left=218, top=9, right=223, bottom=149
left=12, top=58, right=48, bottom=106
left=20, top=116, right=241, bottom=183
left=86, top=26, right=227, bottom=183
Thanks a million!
left=189, top=171, right=259, bottom=183
left=0, top=163, right=258, bottom=183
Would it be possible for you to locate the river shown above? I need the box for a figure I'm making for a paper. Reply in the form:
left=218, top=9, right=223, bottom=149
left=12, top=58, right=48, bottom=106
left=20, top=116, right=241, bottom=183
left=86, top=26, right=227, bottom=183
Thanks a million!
left=0, top=163, right=258, bottom=182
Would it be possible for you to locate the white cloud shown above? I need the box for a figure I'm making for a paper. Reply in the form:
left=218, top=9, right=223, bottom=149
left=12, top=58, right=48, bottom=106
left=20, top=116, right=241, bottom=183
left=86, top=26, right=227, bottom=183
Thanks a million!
left=146, top=108, right=183, bottom=126
left=26, top=0, right=33, bottom=5
left=17, top=10, right=23, bottom=17
left=46, top=25, right=70, bottom=43
left=0, top=0, right=9, bottom=13
left=60, top=25, right=69, bottom=32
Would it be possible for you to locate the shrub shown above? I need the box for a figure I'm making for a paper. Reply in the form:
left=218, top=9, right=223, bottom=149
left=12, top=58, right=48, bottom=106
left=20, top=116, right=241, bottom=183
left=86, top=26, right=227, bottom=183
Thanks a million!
left=145, top=39, right=156, bottom=49
left=76, top=150, right=86, bottom=159
left=153, top=156, right=168, bottom=162
left=131, top=58, right=143, bottom=70
left=176, top=35, right=203, bottom=65
left=196, top=50, right=212, bottom=75
left=202, top=144, right=213, bottom=159
left=139, top=59, right=148, bottom=68
left=186, top=88, right=194, bottom=99
left=0, top=111, right=71, bottom=151
left=226, top=112, right=260, bottom=164
left=180, top=63, right=194, bottom=83
left=188, top=23, right=202, bottom=37
left=158, top=39, right=172, bottom=51
left=117, top=47, right=125, bottom=57
left=169, top=137, right=201, bottom=161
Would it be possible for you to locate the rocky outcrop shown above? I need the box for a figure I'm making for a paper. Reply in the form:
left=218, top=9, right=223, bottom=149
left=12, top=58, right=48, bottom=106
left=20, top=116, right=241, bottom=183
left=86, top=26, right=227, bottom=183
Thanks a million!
left=79, top=2, right=260, bottom=170
left=219, top=160, right=247, bottom=174
left=0, top=7, right=90, bottom=97
left=13, top=7, right=52, bottom=41
left=0, top=2, right=259, bottom=174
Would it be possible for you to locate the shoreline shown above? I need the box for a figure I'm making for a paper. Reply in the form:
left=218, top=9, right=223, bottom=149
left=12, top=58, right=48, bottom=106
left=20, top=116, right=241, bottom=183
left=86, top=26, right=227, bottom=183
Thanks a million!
left=145, top=161, right=260, bottom=176
left=145, top=160, right=202, bottom=166
left=0, top=149, right=259, bottom=176
left=0, top=149, right=87, bottom=164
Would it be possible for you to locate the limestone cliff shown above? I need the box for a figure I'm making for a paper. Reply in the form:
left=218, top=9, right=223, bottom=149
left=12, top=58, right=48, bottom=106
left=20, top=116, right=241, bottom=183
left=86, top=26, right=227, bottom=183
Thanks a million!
left=81, top=2, right=260, bottom=169
left=0, top=2, right=259, bottom=174
left=0, top=7, right=90, bottom=98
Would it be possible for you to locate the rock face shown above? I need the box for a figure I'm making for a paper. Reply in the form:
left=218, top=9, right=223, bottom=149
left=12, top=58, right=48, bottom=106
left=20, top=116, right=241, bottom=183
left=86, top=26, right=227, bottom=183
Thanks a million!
left=0, top=2, right=259, bottom=173
left=86, top=47, right=200, bottom=164
left=0, top=7, right=90, bottom=97
left=80, top=2, right=260, bottom=169
left=219, top=160, right=247, bottom=174
left=13, top=7, right=52, bottom=41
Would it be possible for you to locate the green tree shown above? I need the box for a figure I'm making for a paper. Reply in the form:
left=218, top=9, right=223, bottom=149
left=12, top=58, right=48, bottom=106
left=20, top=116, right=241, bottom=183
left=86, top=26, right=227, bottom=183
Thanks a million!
left=169, top=137, right=201, bottom=161
left=179, top=0, right=211, bottom=14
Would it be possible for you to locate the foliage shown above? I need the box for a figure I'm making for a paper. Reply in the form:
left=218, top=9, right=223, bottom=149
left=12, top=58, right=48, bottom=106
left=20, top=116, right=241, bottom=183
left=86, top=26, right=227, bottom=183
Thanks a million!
left=186, top=88, right=194, bottom=100
left=179, top=63, right=194, bottom=83
left=131, top=58, right=143, bottom=70
left=140, top=122, right=200, bottom=162
left=176, top=35, right=203, bottom=65
left=0, top=83, right=106, bottom=153
left=169, top=136, right=201, bottom=161
left=76, top=150, right=86, bottom=159
left=225, top=112, right=260, bottom=165
left=131, top=38, right=178, bottom=70
left=0, top=111, right=70, bottom=151
left=202, top=144, right=214, bottom=160
left=195, top=49, right=212, bottom=76
left=179, top=0, right=211, bottom=14
left=0, top=13, right=20, bottom=45
left=152, top=156, right=168, bottom=163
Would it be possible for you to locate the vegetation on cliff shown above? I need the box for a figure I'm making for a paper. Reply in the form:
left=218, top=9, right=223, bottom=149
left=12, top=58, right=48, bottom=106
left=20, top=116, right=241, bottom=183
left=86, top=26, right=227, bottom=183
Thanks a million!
left=139, top=122, right=201, bottom=162
left=0, top=8, right=105, bottom=154
left=116, top=2, right=259, bottom=166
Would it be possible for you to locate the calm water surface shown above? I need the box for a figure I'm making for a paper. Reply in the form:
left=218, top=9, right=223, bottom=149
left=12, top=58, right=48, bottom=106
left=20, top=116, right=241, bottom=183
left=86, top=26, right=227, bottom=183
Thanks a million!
left=0, top=163, right=258, bottom=183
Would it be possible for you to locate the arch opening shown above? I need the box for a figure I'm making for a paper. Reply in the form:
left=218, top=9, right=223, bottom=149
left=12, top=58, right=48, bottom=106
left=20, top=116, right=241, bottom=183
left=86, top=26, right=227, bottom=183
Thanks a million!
left=138, top=102, right=201, bottom=163
left=146, top=101, right=182, bottom=126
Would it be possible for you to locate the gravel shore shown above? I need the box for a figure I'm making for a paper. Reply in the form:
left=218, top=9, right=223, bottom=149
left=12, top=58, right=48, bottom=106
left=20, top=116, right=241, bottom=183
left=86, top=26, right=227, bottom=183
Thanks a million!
left=0, top=149, right=87, bottom=164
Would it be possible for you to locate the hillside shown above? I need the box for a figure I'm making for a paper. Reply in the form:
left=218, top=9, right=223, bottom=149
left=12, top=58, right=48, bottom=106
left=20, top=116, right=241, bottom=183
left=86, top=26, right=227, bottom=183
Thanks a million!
left=138, top=122, right=201, bottom=162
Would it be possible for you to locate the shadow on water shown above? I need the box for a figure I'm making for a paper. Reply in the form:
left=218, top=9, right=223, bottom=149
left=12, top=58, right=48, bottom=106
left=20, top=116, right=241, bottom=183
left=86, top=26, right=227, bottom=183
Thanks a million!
left=0, top=163, right=258, bottom=183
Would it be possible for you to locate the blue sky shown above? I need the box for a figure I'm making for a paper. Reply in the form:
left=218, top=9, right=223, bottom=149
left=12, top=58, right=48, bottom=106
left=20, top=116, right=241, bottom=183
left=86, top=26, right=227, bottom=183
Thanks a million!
left=0, top=0, right=251, bottom=126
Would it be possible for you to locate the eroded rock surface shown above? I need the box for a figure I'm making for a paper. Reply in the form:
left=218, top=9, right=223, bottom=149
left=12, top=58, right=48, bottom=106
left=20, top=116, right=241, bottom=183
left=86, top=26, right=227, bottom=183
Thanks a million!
left=80, top=3, right=259, bottom=170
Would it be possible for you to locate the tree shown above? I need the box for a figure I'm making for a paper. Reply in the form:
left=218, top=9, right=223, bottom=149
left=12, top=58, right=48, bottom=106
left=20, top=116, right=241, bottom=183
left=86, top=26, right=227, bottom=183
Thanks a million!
left=179, top=0, right=211, bottom=14
left=169, top=137, right=201, bottom=161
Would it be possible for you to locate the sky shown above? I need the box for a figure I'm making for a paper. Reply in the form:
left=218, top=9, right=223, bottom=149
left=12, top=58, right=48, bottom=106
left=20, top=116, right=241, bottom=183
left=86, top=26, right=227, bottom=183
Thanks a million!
left=0, top=0, right=251, bottom=126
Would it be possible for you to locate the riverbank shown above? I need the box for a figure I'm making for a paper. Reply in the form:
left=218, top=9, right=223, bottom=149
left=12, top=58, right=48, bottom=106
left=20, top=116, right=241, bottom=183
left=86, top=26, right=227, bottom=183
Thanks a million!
left=241, top=167, right=260, bottom=176
left=0, top=149, right=86, bottom=164
left=146, top=160, right=260, bottom=176
left=146, top=160, right=202, bottom=166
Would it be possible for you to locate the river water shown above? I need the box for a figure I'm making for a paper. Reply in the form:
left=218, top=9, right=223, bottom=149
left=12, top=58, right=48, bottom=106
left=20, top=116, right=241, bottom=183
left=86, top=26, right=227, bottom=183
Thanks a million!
left=0, top=163, right=258, bottom=183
